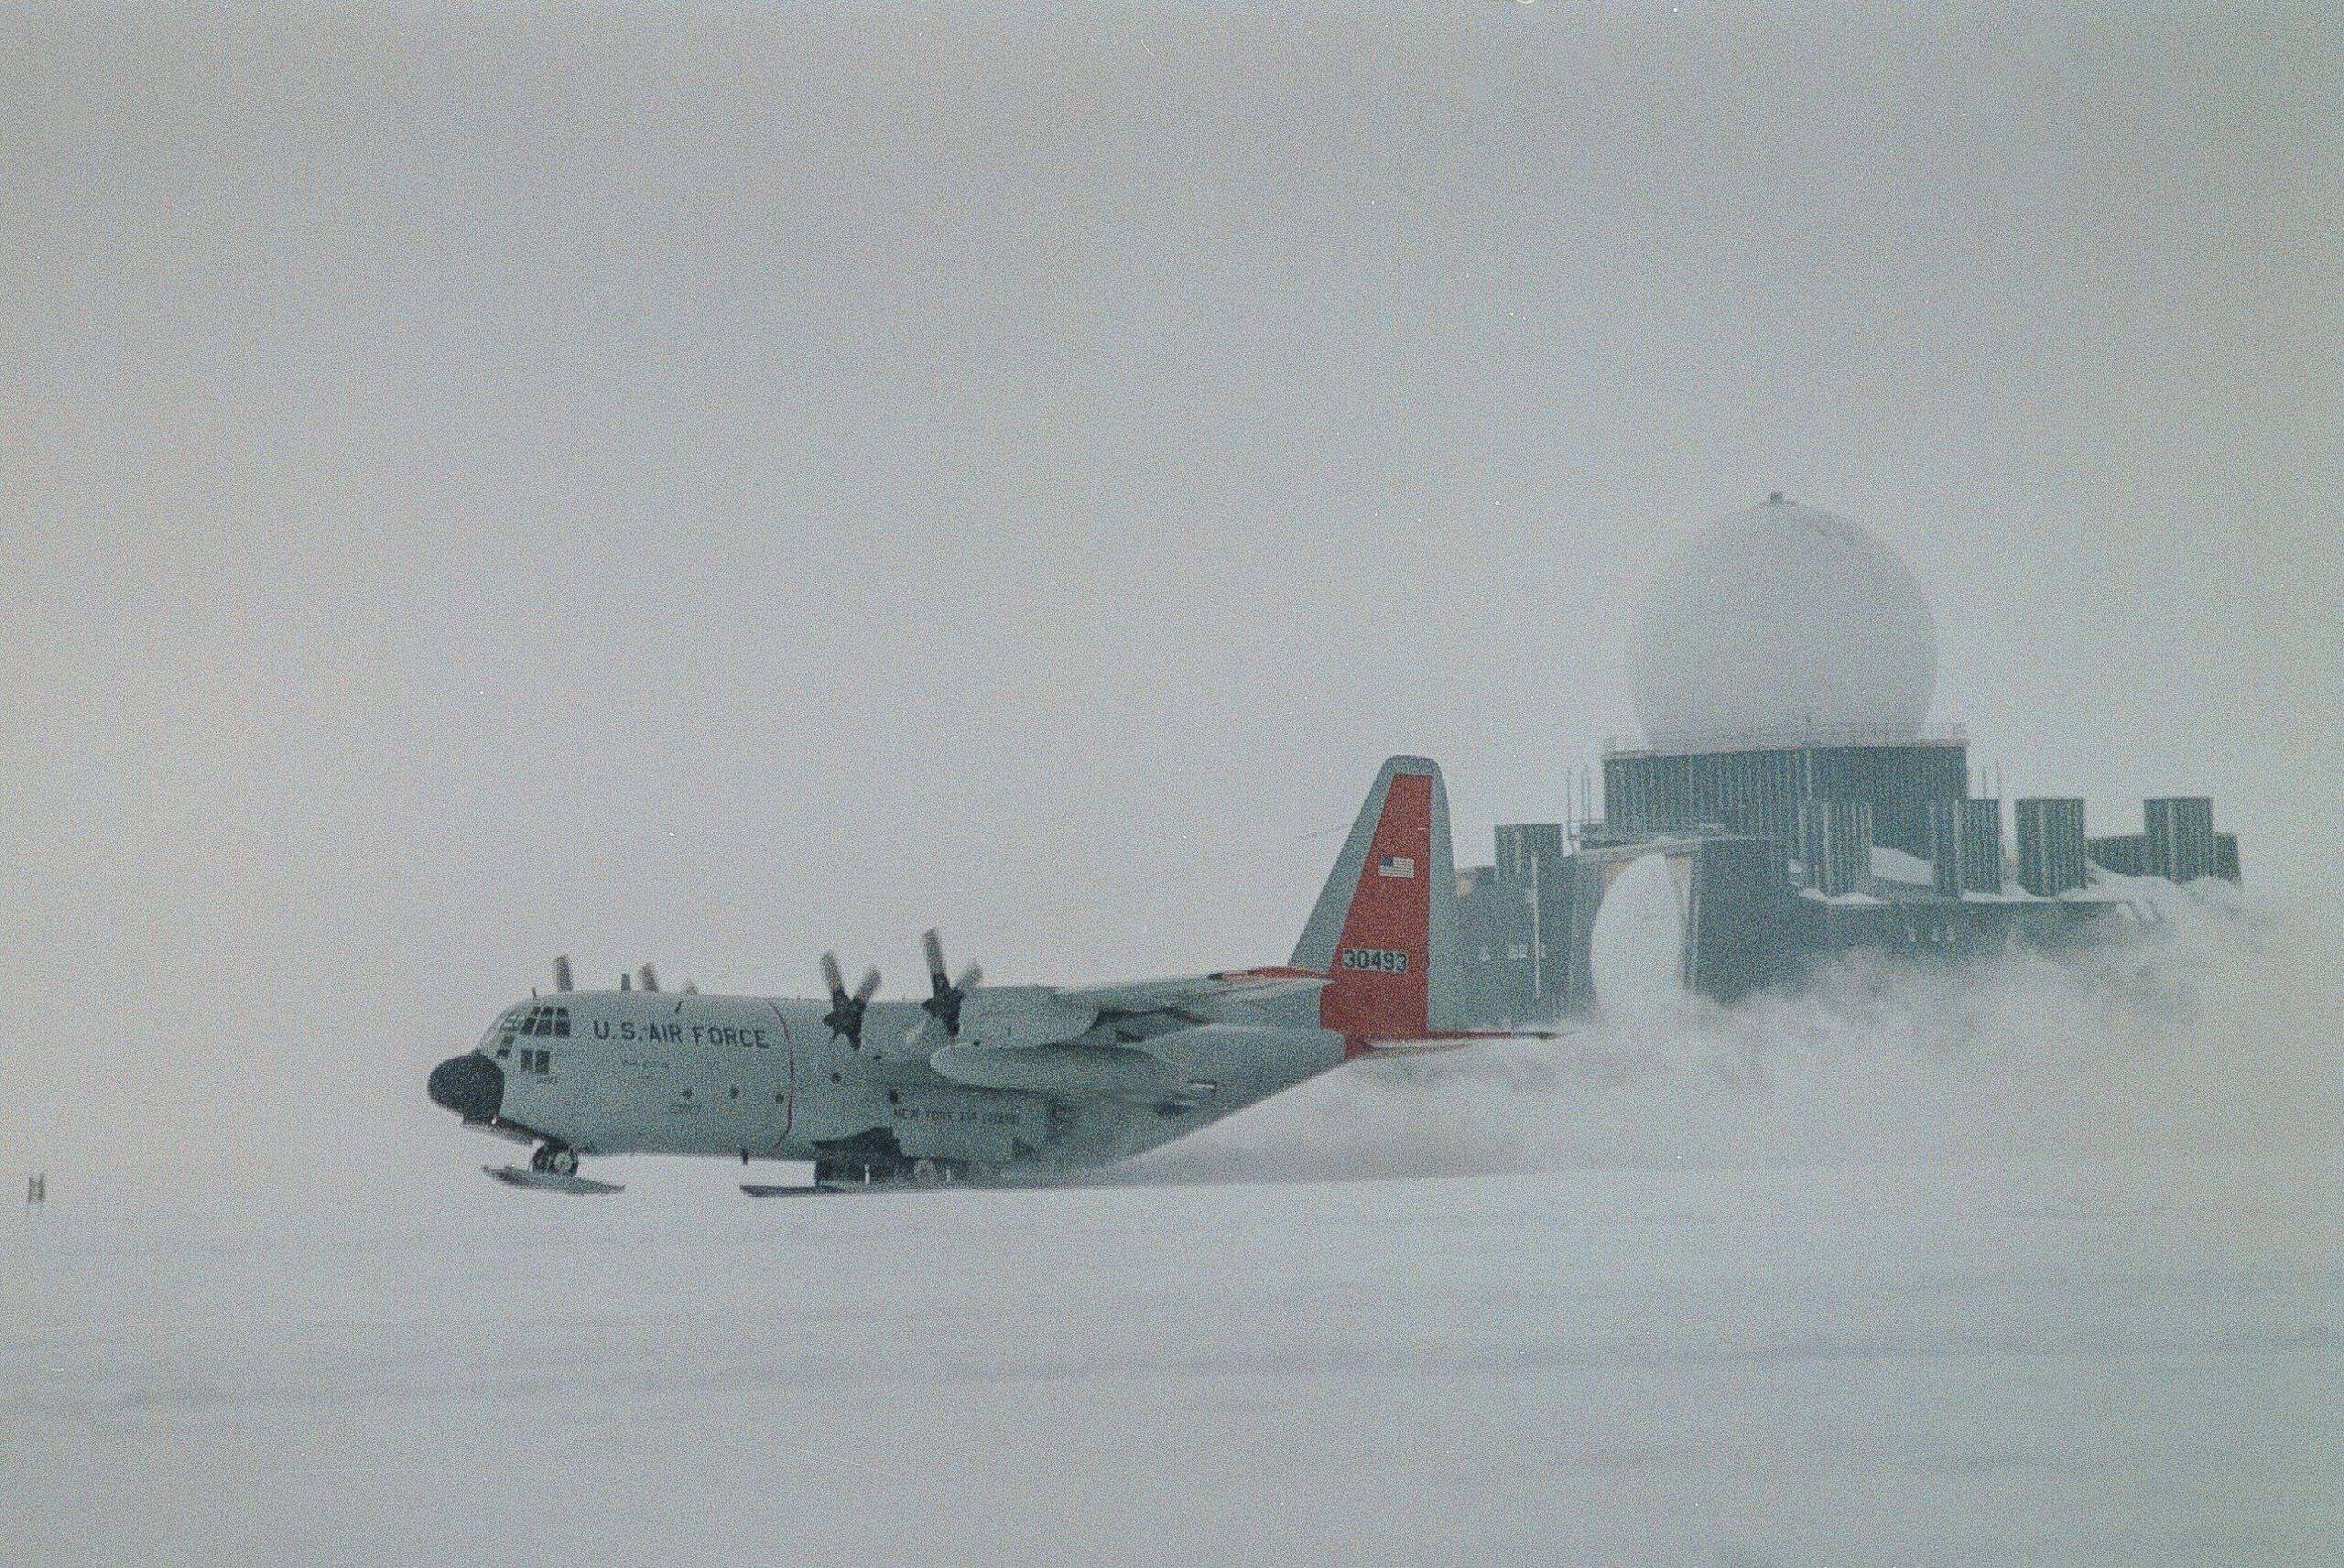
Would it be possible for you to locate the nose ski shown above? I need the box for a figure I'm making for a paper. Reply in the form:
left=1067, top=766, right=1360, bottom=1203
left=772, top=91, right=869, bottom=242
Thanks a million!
left=486, top=1163, right=624, bottom=1195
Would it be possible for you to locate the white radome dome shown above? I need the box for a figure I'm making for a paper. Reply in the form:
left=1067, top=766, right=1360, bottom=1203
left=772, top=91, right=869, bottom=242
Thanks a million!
left=1629, top=494, right=1937, bottom=751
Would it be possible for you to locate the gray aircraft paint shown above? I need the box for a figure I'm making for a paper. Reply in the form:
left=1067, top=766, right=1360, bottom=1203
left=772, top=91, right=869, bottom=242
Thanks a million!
left=433, top=760, right=1445, bottom=1184
left=479, top=969, right=1340, bottom=1176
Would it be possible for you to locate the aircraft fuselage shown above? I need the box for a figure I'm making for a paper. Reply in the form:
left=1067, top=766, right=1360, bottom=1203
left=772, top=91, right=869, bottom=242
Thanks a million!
left=425, top=754, right=1471, bottom=1191
left=430, top=984, right=1342, bottom=1184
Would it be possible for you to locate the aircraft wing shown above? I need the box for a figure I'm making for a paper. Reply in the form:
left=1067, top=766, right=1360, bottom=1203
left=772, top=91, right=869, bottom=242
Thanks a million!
left=950, top=971, right=1328, bottom=1051
left=931, top=970, right=1333, bottom=1099
left=1053, top=970, right=1329, bottom=1018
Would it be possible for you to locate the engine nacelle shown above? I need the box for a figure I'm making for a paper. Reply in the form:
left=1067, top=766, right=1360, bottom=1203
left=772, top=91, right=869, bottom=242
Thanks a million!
left=930, top=1022, right=1329, bottom=1104
left=929, top=1042, right=1180, bottom=1100
left=952, top=985, right=1101, bottom=1051
left=1133, top=1022, right=1339, bottom=1097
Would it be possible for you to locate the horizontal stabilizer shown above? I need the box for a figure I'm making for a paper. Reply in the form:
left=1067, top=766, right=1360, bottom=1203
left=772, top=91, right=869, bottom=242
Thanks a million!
left=1356, top=1025, right=1575, bottom=1056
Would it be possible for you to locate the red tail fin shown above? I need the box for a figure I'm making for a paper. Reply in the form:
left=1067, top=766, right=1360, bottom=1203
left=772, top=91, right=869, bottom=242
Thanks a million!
left=1287, top=757, right=1458, bottom=1053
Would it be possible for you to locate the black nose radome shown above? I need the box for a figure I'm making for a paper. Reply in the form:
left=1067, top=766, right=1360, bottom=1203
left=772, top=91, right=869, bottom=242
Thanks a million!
left=428, top=1053, right=504, bottom=1122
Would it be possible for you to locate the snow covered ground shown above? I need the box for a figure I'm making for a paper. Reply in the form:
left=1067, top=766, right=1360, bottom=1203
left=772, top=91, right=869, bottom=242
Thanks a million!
left=6, top=893, right=2339, bottom=1565
left=5, top=1157, right=2339, bottom=1566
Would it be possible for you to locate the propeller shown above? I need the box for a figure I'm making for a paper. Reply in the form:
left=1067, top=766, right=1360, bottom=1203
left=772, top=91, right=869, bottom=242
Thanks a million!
left=820, top=951, right=882, bottom=1049
left=918, top=928, right=982, bottom=1040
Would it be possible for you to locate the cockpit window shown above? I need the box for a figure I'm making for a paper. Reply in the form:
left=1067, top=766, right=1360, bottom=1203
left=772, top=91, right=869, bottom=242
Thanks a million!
left=496, top=1004, right=570, bottom=1054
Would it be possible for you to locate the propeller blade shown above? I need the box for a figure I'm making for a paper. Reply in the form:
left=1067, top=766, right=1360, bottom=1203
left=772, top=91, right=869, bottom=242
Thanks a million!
left=922, top=928, right=950, bottom=997
left=821, top=950, right=873, bottom=1048
left=917, top=931, right=980, bottom=1039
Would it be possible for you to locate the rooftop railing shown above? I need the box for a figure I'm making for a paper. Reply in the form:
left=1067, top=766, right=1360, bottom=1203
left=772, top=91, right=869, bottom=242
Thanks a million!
left=1602, top=722, right=1970, bottom=759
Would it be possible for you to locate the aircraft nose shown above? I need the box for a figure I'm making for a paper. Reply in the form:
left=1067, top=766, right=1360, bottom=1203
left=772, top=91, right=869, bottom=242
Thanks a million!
left=428, top=1053, right=504, bottom=1122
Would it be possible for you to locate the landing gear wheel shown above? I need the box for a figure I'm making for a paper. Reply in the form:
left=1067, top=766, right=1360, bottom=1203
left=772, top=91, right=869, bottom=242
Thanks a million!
left=548, top=1147, right=579, bottom=1178
left=529, top=1145, right=552, bottom=1173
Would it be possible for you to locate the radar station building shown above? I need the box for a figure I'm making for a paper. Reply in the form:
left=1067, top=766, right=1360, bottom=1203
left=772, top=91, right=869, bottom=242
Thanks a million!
left=1453, top=494, right=2241, bottom=1026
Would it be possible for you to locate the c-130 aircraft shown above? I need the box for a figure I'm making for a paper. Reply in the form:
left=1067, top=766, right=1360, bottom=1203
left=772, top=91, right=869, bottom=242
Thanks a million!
left=427, top=756, right=1532, bottom=1194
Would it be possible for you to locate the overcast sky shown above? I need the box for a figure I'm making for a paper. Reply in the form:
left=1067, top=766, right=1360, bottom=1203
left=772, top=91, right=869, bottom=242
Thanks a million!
left=3, top=5, right=2338, bottom=1183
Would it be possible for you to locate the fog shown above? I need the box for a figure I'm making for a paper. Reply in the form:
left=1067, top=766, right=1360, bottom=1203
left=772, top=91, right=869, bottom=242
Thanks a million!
left=3, top=5, right=2339, bottom=1187
left=10, top=881, right=2340, bottom=1564
left=4, top=8, right=2341, bottom=1563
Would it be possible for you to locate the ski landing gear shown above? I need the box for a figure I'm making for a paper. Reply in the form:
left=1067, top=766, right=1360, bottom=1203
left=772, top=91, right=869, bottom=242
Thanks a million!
left=742, top=1154, right=979, bottom=1197
left=487, top=1143, right=622, bottom=1195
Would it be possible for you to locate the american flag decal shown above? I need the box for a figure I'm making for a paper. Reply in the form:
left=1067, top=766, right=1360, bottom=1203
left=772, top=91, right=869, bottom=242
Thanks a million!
left=1377, top=854, right=1415, bottom=879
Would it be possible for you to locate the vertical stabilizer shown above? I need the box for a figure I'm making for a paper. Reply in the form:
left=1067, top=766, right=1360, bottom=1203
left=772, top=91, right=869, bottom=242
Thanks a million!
left=1289, top=756, right=1462, bottom=1047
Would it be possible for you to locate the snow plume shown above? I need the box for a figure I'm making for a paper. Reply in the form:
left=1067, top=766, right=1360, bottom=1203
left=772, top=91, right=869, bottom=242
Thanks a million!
left=1138, top=881, right=2344, bottom=1187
